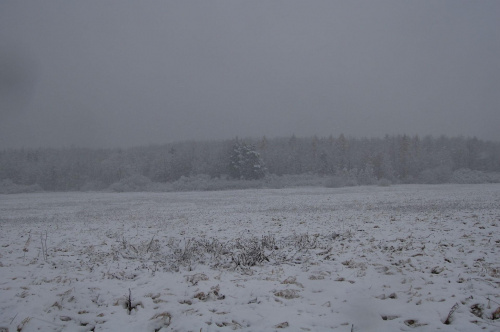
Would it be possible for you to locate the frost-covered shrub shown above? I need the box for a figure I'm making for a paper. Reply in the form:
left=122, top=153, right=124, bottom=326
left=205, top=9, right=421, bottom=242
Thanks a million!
left=109, top=174, right=153, bottom=192
left=419, top=166, right=452, bottom=184
left=273, top=174, right=325, bottom=188
left=0, top=179, right=43, bottom=194
left=325, top=176, right=348, bottom=188
left=80, top=181, right=107, bottom=191
left=357, top=163, right=377, bottom=185
left=172, top=174, right=212, bottom=191
left=261, top=174, right=285, bottom=189
left=325, top=169, right=359, bottom=188
left=377, top=178, right=392, bottom=187
left=168, top=173, right=331, bottom=192
left=450, top=168, right=500, bottom=184
left=171, top=174, right=263, bottom=192
left=489, top=172, right=500, bottom=183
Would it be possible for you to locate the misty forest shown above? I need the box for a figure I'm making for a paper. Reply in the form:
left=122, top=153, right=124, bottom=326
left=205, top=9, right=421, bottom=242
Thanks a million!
left=1, top=134, right=499, bottom=194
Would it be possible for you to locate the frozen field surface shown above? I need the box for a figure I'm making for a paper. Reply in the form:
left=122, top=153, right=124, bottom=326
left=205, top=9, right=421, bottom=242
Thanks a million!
left=1, top=184, right=499, bottom=331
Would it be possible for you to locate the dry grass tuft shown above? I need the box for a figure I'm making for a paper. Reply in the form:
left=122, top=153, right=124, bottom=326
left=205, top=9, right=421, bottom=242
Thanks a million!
left=274, top=289, right=300, bottom=299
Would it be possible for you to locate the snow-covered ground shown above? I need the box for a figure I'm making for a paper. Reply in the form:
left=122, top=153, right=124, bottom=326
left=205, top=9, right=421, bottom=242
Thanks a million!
left=1, top=184, right=499, bottom=331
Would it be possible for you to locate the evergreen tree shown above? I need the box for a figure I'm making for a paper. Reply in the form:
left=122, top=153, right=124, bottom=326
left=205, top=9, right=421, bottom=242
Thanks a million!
left=229, top=141, right=266, bottom=180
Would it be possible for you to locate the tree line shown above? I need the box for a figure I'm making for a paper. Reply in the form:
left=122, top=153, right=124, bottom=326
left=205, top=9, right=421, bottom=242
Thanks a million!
left=1, top=135, right=499, bottom=192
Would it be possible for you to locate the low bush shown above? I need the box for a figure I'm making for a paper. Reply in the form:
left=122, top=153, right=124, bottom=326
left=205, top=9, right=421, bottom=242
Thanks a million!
left=0, top=179, right=43, bottom=194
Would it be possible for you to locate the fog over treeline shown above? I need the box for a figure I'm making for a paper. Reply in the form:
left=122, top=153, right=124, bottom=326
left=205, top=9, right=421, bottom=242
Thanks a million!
left=1, top=2, right=500, bottom=149
left=1, top=134, right=499, bottom=193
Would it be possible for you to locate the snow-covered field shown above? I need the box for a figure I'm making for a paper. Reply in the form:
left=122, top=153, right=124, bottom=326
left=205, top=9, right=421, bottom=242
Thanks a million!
left=1, top=184, right=499, bottom=332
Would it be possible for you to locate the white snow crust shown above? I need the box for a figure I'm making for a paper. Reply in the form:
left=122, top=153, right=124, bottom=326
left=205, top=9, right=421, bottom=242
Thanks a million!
left=0, top=184, right=499, bottom=331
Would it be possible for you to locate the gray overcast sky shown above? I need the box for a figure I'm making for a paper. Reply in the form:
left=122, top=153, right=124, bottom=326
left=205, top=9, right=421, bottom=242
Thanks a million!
left=1, top=1, right=499, bottom=148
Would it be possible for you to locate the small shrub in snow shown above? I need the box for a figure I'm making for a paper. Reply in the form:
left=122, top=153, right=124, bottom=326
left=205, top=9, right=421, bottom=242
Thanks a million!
left=275, top=173, right=326, bottom=187
left=171, top=174, right=263, bottom=192
left=80, top=181, right=107, bottom=191
left=492, top=307, right=500, bottom=320
left=325, top=169, right=361, bottom=188
left=150, top=312, right=172, bottom=330
left=109, top=174, right=153, bottom=192
left=450, top=168, right=500, bottom=184
left=325, top=176, right=348, bottom=188
left=0, top=179, right=43, bottom=194
left=419, top=166, right=452, bottom=184
left=274, top=322, right=289, bottom=328
left=274, top=289, right=300, bottom=299
left=232, top=239, right=269, bottom=267
left=470, top=303, right=484, bottom=318
left=377, top=178, right=392, bottom=187
left=291, top=233, right=319, bottom=250
left=185, top=273, right=209, bottom=286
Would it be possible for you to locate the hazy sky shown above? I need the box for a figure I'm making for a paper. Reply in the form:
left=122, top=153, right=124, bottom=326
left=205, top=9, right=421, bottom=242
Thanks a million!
left=1, top=1, right=499, bottom=148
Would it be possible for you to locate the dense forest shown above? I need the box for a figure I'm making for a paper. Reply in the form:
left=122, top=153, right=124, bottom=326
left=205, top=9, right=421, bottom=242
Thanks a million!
left=1, top=135, right=499, bottom=193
